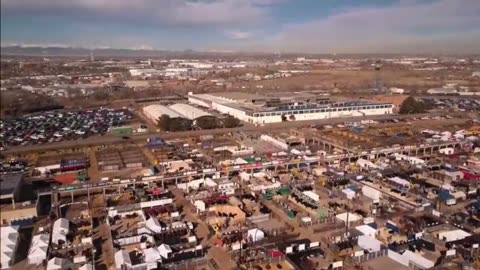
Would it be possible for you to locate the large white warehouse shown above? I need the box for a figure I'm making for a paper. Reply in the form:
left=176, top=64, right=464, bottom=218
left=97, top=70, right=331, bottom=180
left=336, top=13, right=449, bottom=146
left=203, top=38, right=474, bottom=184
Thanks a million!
left=188, top=92, right=394, bottom=125
left=143, top=103, right=211, bottom=122
left=143, top=105, right=182, bottom=122
left=169, top=103, right=211, bottom=120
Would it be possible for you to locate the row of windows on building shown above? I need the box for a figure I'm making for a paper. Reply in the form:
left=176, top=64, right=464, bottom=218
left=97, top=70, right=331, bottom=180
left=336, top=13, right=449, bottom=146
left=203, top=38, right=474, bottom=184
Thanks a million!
left=247, top=104, right=392, bottom=117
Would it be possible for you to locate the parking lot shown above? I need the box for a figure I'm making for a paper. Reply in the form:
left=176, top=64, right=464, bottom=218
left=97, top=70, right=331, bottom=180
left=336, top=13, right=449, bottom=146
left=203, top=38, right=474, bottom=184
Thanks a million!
left=420, top=97, right=480, bottom=112
left=0, top=108, right=133, bottom=147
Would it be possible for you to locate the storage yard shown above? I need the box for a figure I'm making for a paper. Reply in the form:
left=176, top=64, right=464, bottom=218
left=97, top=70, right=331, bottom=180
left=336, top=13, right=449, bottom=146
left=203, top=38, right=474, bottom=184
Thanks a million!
left=0, top=108, right=135, bottom=147
left=1, top=110, right=479, bottom=270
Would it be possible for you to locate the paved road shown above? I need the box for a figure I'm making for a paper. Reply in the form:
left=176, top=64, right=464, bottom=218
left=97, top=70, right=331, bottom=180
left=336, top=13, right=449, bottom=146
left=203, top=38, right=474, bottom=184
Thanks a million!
left=2, top=111, right=470, bottom=155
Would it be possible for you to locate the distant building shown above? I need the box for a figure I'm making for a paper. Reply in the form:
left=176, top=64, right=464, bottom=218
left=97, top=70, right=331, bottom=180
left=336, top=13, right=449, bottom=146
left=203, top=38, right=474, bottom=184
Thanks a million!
left=426, top=88, right=457, bottom=95
left=389, top=87, right=405, bottom=94
left=188, top=92, right=393, bottom=125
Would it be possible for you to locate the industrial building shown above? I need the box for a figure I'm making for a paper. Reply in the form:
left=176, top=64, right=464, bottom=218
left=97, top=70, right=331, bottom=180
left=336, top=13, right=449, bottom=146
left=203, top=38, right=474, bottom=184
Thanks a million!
left=143, top=103, right=211, bottom=122
left=188, top=92, right=394, bottom=124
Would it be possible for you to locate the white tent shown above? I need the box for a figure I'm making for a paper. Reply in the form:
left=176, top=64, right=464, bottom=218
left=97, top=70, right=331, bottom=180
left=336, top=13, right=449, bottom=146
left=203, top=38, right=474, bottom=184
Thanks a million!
left=389, top=177, right=410, bottom=187
left=1, top=226, right=19, bottom=269
left=239, top=171, right=251, bottom=181
left=115, top=250, right=132, bottom=269
left=357, top=159, right=378, bottom=169
left=205, top=178, right=218, bottom=187
left=336, top=212, right=362, bottom=224
left=194, top=200, right=206, bottom=212
left=46, top=257, right=73, bottom=270
left=303, top=190, right=320, bottom=202
left=362, top=186, right=381, bottom=202
left=28, top=234, right=50, bottom=265
left=355, top=225, right=377, bottom=237
left=438, top=229, right=471, bottom=242
left=79, top=263, right=93, bottom=270
left=247, top=228, right=265, bottom=242
left=158, top=244, right=172, bottom=259
left=235, top=158, right=248, bottom=165
left=342, top=188, right=356, bottom=199
left=402, top=250, right=435, bottom=269
left=146, top=217, right=164, bottom=233
left=357, top=235, right=382, bottom=252
left=52, top=218, right=69, bottom=244
left=144, top=247, right=162, bottom=263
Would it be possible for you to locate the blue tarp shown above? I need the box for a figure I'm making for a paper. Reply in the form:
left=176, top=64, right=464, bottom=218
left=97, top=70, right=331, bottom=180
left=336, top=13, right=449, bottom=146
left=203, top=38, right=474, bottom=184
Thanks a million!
left=438, top=191, right=454, bottom=202
left=386, top=221, right=399, bottom=233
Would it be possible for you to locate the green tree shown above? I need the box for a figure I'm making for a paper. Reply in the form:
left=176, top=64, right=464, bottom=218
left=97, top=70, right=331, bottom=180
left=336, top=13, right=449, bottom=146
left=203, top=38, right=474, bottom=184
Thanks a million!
left=169, top=117, right=192, bottom=131
left=157, top=115, right=171, bottom=131
left=399, top=96, right=431, bottom=114
left=195, top=115, right=219, bottom=129
left=222, top=115, right=241, bottom=128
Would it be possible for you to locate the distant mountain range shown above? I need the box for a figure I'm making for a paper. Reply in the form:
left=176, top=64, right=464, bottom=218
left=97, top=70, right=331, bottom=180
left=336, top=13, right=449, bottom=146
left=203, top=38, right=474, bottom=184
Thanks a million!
left=0, top=45, right=275, bottom=58
left=2, top=45, right=475, bottom=59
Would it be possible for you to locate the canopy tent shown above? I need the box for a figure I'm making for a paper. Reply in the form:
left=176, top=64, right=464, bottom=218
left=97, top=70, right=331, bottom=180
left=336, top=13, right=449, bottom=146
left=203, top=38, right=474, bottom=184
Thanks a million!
left=247, top=228, right=265, bottom=242
left=115, top=250, right=132, bottom=269
left=46, top=257, right=73, bottom=270
left=388, top=177, right=410, bottom=187
left=358, top=235, right=382, bottom=252
left=146, top=217, right=164, bottom=233
left=158, top=244, right=172, bottom=259
left=336, top=212, right=362, bottom=224
left=1, top=226, right=19, bottom=269
left=52, top=218, right=69, bottom=244
left=28, top=234, right=50, bottom=265
left=342, top=188, right=356, bottom=199
left=144, top=247, right=162, bottom=263
left=355, top=224, right=377, bottom=237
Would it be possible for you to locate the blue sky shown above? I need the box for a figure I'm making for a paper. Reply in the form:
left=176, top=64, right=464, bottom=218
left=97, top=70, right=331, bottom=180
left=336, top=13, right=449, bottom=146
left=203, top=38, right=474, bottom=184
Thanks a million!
left=1, top=0, right=479, bottom=53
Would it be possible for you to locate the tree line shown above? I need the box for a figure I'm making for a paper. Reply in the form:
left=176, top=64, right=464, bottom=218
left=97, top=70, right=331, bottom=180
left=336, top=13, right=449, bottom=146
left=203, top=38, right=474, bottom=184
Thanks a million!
left=157, top=114, right=241, bottom=132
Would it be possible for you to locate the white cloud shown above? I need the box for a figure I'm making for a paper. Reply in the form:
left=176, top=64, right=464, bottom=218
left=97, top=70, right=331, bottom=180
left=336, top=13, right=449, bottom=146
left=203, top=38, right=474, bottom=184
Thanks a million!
left=269, top=0, right=480, bottom=53
left=1, top=0, right=273, bottom=26
left=225, top=31, right=254, bottom=40
left=1, top=0, right=268, bottom=27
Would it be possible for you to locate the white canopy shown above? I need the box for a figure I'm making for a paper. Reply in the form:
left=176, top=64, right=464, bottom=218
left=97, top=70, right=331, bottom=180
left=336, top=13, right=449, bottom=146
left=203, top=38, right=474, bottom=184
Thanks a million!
left=402, top=250, right=435, bottom=269
left=158, top=244, right=172, bottom=259
left=389, top=177, right=410, bottom=187
left=355, top=225, right=377, bottom=237
left=144, top=247, right=162, bottom=263
left=79, top=264, right=93, bottom=270
left=1, top=226, right=19, bottom=268
left=146, top=217, right=163, bottom=233
left=28, top=234, right=50, bottom=265
left=342, top=188, right=356, bottom=199
left=247, top=228, right=265, bottom=242
left=358, top=235, right=381, bottom=252
left=46, top=257, right=73, bottom=270
left=115, top=250, right=132, bottom=269
left=336, top=212, right=362, bottom=224
left=234, top=158, right=248, bottom=165
left=438, top=229, right=471, bottom=242
left=52, top=218, right=69, bottom=244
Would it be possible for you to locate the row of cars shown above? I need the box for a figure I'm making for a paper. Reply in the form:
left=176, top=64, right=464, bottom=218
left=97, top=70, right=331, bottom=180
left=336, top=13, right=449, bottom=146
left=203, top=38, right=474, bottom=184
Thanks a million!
left=423, top=97, right=480, bottom=111
left=0, top=108, right=133, bottom=147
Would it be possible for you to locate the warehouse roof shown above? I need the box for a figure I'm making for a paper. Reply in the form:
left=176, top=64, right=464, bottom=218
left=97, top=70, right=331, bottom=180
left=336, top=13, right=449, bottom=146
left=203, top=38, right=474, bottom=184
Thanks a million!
left=143, top=105, right=182, bottom=120
left=169, top=103, right=211, bottom=120
left=0, top=172, right=23, bottom=199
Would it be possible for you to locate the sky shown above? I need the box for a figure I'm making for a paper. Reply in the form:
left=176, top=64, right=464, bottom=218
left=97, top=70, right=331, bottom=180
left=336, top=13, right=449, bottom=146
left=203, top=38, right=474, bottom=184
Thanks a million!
left=1, top=0, right=479, bottom=54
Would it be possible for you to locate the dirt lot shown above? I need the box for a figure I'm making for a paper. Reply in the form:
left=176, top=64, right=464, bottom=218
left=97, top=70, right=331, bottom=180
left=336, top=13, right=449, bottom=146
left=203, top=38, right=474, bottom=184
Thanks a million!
left=239, top=68, right=473, bottom=93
